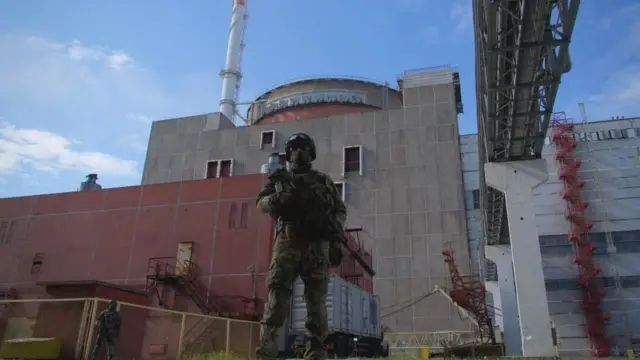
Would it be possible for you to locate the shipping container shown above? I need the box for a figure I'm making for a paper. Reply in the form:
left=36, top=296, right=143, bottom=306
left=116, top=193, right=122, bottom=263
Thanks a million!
left=280, top=274, right=387, bottom=358
left=289, top=275, right=380, bottom=338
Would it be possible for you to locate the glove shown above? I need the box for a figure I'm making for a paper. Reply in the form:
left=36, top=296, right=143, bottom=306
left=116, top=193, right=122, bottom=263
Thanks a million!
left=274, top=184, right=298, bottom=208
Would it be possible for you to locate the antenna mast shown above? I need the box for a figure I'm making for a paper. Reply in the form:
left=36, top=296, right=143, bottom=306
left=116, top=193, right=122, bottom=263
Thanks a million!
left=219, top=0, right=248, bottom=122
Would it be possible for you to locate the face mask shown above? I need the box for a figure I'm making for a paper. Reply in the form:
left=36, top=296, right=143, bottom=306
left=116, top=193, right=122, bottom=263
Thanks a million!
left=290, top=148, right=311, bottom=168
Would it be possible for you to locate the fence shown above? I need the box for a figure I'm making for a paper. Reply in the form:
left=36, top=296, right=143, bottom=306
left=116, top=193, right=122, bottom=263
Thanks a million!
left=0, top=297, right=259, bottom=360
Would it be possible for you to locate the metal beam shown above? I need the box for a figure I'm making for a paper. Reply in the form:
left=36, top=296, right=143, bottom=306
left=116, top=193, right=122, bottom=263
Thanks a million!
left=473, top=0, right=581, bottom=280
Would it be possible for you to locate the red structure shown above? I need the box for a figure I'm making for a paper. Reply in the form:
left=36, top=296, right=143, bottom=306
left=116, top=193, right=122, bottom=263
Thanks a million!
left=551, top=113, right=610, bottom=356
left=0, top=174, right=375, bottom=356
left=0, top=174, right=373, bottom=305
left=442, top=249, right=495, bottom=345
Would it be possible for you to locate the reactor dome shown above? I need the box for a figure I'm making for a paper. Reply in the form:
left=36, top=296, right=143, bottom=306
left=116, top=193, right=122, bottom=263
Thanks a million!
left=247, top=77, right=403, bottom=124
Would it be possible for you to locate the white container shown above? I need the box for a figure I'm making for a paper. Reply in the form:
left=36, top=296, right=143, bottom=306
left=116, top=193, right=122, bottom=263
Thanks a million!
left=288, top=274, right=381, bottom=339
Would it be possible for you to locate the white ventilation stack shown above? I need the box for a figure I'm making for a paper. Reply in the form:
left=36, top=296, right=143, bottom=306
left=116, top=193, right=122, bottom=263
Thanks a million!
left=219, top=0, right=248, bottom=122
left=79, top=174, right=102, bottom=191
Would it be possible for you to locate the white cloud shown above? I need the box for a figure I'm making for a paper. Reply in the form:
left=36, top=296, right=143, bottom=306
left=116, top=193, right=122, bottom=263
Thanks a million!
left=587, top=65, right=640, bottom=120
left=450, top=0, right=472, bottom=35
left=0, top=34, right=216, bottom=122
left=0, top=34, right=219, bottom=195
left=127, top=113, right=154, bottom=124
left=0, top=122, right=138, bottom=177
left=582, top=4, right=640, bottom=120
left=117, top=133, right=148, bottom=154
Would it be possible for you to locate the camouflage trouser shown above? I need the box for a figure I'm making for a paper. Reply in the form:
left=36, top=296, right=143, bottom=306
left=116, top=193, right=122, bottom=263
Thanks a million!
left=256, top=227, right=330, bottom=360
left=91, top=333, right=116, bottom=360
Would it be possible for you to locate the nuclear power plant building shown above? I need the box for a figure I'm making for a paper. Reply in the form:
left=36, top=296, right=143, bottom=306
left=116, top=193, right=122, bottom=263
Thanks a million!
left=141, top=68, right=477, bottom=333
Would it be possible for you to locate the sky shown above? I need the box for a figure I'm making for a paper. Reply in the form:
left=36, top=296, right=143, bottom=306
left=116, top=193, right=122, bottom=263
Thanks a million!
left=0, top=0, right=639, bottom=198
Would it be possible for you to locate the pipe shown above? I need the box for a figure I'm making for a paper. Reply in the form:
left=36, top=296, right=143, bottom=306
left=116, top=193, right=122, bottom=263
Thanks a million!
left=219, top=0, right=248, bottom=121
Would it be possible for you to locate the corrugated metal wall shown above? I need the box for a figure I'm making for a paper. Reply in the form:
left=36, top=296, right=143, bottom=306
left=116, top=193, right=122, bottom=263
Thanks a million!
left=461, top=118, right=640, bottom=355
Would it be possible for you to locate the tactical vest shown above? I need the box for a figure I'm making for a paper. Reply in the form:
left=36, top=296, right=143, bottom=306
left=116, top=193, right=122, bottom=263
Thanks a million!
left=280, top=171, right=335, bottom=241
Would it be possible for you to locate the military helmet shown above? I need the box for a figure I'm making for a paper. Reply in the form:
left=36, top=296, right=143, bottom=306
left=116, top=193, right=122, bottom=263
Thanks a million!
left=285, top=133, right=316, bottom=161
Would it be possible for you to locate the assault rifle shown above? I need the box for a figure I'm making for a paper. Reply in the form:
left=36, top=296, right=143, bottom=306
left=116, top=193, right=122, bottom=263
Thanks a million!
left=269, top=169, right=375, bottom=277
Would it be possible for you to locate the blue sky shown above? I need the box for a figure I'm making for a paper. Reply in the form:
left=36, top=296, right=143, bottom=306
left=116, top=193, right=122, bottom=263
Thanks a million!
left=0, top=0, right=638, bottom=197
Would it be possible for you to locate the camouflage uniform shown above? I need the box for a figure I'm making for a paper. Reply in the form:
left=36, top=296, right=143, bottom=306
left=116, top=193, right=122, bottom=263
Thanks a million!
left=256, top=133, right=347, bottom=360
left=91, top=300, right=121, bottom=360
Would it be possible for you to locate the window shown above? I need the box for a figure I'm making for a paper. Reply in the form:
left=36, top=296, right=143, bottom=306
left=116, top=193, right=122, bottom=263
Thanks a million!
left=343, top=146, right=362, bottom=175
left=472, top=189, right=480, bottom=209
left=205, top=159, right=234, bottom=179
left=205, top=161, right=218, bottom=179
left=610, top=129, right=622, bottom=139
left=260, top=130, right=276, bottom=149
left=577, top=132, right=587, bottom=141
left=219, top=160, right=232, bottom=177
left=334, top=181, right=345, bottom=201
left=598, top=130, right=610, bottom=140
left=31, top=252, right=44, bottom=275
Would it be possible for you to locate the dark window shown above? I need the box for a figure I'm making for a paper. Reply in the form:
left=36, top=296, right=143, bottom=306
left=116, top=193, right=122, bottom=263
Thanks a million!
left=472, top=189, right=480, bottom=209
left=229, top=203, right=237, bottom=229
left=219, top=160, right=232, bottom=178
left=335, top=182, right=344, bottom=201
left=261, top=131, right=275, bottom=148
left=622, top=275, right=640, bottom=288
left=31, top=252, right=44, bottom=275
left=344, top=147, right=361, bottom=173
left=239, top=203, right=248, bottom=229
left=610, top=129, right=622, bottom=139
left=206, top=161, right=218, bottom=179
left=278, top=153, right=286, bottom=165
left=485, top=260, right=497, bottom=282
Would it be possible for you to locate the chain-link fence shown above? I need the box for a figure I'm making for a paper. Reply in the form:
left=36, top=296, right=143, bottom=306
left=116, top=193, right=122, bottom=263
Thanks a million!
left=0, top=297, right=259, bottom=359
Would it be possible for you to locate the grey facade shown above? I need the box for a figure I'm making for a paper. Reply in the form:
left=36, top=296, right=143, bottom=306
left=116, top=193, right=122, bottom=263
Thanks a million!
left=141, top=76, right=473, bottom=334
left=462, top=117, right=640, bottom=355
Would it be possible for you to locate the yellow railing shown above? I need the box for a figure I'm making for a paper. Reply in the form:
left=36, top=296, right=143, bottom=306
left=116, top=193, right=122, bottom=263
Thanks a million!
left=0, top=297, right=259, bottom=360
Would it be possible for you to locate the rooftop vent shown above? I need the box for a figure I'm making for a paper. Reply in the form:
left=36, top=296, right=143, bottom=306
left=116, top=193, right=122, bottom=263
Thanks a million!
left=79, top=173, right=102, bottom=191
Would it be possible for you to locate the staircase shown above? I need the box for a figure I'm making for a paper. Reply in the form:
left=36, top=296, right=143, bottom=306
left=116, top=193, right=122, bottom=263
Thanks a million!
left=145, top=257, right=259, bottom=357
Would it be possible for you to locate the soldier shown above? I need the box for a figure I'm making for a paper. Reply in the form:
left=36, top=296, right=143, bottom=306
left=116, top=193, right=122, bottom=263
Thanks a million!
left=91, top=299, right=121, bottom=360
left=255, top=133, right=347, bottom=360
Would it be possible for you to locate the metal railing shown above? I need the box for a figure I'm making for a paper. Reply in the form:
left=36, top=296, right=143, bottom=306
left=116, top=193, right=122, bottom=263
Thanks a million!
left=0, top=297, right=259, bottom=360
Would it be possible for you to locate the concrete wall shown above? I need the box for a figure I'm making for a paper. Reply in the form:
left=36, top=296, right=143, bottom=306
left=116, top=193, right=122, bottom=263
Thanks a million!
left=141, top=82, right=472, bottom=333
left=462, top=118, right=640, bottom=355
left=460, top=135, right=482, bottom=277
left=538, top=117, right=640, bottom=355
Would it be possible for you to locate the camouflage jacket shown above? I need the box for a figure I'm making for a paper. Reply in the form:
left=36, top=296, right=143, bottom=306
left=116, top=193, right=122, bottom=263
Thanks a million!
left=256, top=169, right=347, bottom=241
left=96, top=310, right=122, bottom=337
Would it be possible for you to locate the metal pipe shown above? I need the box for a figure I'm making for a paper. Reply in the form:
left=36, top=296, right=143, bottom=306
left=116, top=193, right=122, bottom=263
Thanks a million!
left=219, top=0, right=248, bottom=121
